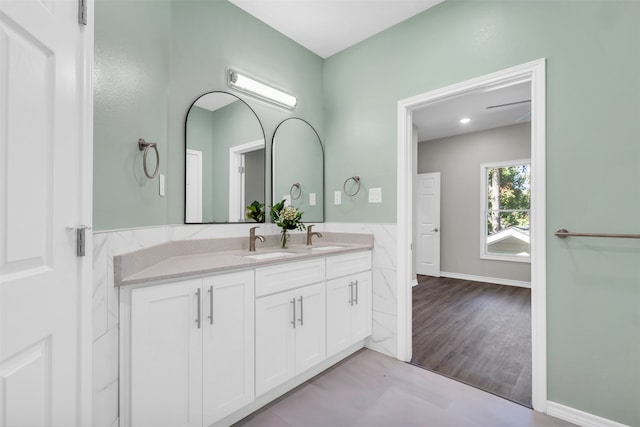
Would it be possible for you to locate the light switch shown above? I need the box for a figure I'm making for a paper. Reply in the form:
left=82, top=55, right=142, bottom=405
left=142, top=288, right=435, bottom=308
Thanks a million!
left=368, top=187, right=382, bottom=203
left=334, top=191, right=342, bottom=205
left=282, top=195, right=291, bottom=206
left=309, top=193, right=316, bottom=206
left=159, top=174, right=165, bottom=196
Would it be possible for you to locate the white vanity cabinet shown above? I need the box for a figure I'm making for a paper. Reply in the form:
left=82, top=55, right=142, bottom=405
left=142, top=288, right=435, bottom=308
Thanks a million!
left=254, top=259, right=326, bottom=396
left=121, top=270, right=255, bottom=427
left=119, top=247, right=373, bottom=426
left=326, top=252, right=373, bottom=358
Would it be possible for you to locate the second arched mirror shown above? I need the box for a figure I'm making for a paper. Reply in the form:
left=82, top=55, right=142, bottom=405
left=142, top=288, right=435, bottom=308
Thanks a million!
left=185, top=91, right=266, bottom=224
left=272, top=118, right=324, bottom=222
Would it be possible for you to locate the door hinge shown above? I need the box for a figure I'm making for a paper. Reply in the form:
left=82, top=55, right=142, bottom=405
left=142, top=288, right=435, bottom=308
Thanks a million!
left=238, top=166, right=245, bottom=174
left=75, top=225, right=92, bottom=256
left=79, top=0, right=87, bottom=26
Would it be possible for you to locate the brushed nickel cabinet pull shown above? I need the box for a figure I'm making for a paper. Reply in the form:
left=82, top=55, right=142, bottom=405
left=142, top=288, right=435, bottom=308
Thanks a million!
left=291, top=298, right=296, bottom=328
left=195, top=288, right=201, bottom=329
left=348, top=282, right=354, bottom=306
left=208, top=286, right=214, bottom=325
left=298, top=296, right=304, bottom=326
left=354, top=280, right=359, bottom=305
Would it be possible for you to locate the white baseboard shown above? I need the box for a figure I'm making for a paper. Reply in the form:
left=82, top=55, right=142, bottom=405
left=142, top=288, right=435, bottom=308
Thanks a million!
left=546, top=401, right=629, bottom=427
left=439, top=271, right=531, bottom=288
left=411, top=278, right=419, bottom=287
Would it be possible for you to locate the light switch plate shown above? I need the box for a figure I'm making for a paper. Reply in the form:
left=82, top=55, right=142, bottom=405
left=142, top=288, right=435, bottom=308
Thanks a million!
left=334, top=191, right=342, bottom=205
left=309, top=193, right=316, bottom=206
left=368, top=187, right=382, bottom=203
left=282, top=195, right=291, bottom=206
left=159, top=174, right=165, bottom=196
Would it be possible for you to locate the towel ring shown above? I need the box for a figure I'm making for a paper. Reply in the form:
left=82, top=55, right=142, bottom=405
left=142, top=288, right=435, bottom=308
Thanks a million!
left=138, top=138, right=159, bottom=179
left=289, top=182, right=302, bottom=200
left=343, top=176, right=361, bottom=196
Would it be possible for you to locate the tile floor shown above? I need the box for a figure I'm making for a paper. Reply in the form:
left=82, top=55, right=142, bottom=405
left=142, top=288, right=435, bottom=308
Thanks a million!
left=235, top=349, right=574, bottom=427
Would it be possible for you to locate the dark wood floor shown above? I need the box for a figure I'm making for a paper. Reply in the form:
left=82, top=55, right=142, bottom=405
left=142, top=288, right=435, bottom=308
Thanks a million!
left=411, top=275, right=532, bottom=407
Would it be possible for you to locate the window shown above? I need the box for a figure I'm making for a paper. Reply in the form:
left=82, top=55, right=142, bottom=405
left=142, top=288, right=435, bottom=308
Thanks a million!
left=481, top=159, right=531, bottom=262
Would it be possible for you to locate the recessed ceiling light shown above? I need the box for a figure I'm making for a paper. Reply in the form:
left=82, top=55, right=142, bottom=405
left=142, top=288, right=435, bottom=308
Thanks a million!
left=460, top=117, right=471, bottom=124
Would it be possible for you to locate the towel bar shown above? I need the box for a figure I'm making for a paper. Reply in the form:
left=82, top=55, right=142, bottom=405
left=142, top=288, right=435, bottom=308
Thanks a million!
left=555, top=228, right=640, bottom=239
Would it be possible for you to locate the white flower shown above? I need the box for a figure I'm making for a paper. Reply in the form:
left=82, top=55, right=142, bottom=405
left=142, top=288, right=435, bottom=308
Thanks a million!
left=280, top=206, right=298, bottom=221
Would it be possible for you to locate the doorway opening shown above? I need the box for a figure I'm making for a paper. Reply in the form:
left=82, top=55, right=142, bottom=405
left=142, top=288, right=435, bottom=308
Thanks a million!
left=396, top=59, right=547, bottom=411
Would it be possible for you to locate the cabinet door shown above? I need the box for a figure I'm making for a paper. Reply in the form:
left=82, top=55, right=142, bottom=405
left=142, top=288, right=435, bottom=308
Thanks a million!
left=131, top=280, right=203, bottom=427
left=294, top=283, right=326, bottom=374
left=350, top=271, right=373, bottom=342
left=255, top=290, right=296, bottom=396
left=202, top=271, right=255, bottom=425
left=326, top=278, right=352, bottom=358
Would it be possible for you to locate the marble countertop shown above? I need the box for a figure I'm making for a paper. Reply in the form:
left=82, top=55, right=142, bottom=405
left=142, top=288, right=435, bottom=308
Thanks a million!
left=115, top=233, right=373, bottom=287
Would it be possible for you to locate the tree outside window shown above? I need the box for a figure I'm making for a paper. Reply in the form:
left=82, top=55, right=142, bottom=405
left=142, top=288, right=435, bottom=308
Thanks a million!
left=481, top=159, right=531, bottom=262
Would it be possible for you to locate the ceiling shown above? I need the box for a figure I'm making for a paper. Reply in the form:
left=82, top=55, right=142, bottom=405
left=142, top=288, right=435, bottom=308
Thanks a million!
left=228, top=0, right=445, bottom=58
left=414, top=81, right=532, bottom=142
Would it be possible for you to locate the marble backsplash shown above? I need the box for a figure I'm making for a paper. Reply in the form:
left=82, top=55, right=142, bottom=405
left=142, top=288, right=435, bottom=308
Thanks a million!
left=92, top=222, right=398, bottom=427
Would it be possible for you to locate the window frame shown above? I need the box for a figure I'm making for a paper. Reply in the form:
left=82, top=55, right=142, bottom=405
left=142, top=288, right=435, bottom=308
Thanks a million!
left=480, top=158, right=531, bottom=263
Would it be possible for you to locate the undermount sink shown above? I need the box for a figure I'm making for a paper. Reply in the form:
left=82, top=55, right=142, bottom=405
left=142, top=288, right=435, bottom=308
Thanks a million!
left=244, top=251, right=295, bottom=260
left=310, top=245, right=344, bottom=251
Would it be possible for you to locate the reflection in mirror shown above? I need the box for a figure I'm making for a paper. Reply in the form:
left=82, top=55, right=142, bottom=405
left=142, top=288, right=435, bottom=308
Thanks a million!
left=272, top=118, right=324, bottom=222
left=185, top=91, right=266, bottom=223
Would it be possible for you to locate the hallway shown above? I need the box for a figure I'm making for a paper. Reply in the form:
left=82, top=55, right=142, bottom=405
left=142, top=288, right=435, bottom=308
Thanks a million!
left=412, top=276, right=532, bottom=407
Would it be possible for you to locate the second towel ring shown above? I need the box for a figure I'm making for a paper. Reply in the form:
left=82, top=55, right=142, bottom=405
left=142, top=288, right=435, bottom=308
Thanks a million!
left=289, top=182, right=302, bottom=200
left=343, top=176, right=361, bottom=196
left=138, top=138, right=159, bottom=179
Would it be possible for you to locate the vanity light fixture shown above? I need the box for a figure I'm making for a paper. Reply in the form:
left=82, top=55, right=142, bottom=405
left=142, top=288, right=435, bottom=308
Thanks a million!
left=459, top=117, right=471, bottom=124
left=227, top=69, right=297, bottom=109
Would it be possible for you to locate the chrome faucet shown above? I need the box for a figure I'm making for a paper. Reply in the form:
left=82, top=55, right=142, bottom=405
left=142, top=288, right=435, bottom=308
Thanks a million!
left=306, top=225, right=323, bottom=246
left=249, top=226, right=265, bottom=251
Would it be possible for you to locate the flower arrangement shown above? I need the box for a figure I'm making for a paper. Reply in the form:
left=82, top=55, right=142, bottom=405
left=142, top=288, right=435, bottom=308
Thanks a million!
left=245, top=200, right=265, bottom=223
left=270, top=200, right=305, bottom=248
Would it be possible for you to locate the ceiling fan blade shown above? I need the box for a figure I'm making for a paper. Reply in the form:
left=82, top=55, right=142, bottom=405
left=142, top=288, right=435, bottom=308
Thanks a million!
left=486, top=99, right=531, bottom=109
left=516, top=111, right=531, bottom=122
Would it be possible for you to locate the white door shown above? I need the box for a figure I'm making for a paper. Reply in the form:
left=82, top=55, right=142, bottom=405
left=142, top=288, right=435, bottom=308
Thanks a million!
left=0, top=1, right=92, bottom=426
left=186, top=149, right=203, bottom=222
left=255, top=290, right=296, bottom=396
left=203, top=271, right=255, bottom=425
left=130, top=280, right=203, bottom=427
left=294, top=283, right=326, bottom=374
left=416, top=173, right=441, bottom=276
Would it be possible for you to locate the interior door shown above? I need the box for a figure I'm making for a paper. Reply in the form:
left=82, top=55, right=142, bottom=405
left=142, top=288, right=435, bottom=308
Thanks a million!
left=415, top=173, right=441, bottom=276
left=0, top=0, right=92, bottom=425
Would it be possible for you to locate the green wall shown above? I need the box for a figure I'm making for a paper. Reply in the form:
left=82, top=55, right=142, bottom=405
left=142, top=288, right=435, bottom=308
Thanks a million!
left=167, top=0, right=324, bottom=225
left=94, top=0, right=324, bottom=230
left=323, top=1, right=640, bottom=424
left=94, top=0, right=171, bottom=230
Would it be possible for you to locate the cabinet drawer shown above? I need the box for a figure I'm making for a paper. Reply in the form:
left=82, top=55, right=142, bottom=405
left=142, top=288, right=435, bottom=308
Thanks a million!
left=255, top=259, right=325, bottom=297
left=326, top=251, right=372, bottom=280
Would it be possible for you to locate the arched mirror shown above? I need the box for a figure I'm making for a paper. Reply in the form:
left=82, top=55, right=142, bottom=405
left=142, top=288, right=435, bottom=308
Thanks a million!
left=185, top=91, right=266, bottom=223
left=272, top=118, right=324, bottom=222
